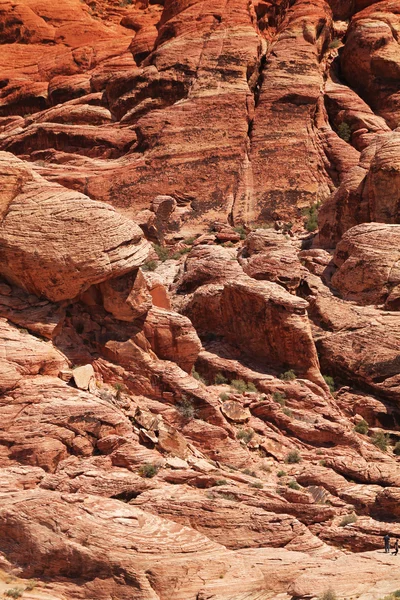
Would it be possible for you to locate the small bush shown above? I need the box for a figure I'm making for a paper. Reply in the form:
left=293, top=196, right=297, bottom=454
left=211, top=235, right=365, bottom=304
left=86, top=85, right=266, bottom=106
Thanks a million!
left=329, top=37, right=341, bottom=49
left=273, top=391, right=286, bottom=406
left=250, top=481, right=263, bottom=489
left=25, top=581, right=38, bottom=591
left=237, top=428, right=254, bottom=444
left=373, top=431, right=389, bottom=452
left=233, top=225, right=247, bottom=240
left=339, top=513, right=357, bottom=527
left=142, top=260, right=158, bottom=271
left=192, top=368, right=206, bottom=385
left=177, top=397, right=197, bottom=420
left=242, top=468, right=257, bottom=477
left=337, top=122, right=351, bottom=143
left=288, top=480, right=301, bottom=490
left=4, top=590, right=23, bottom=599
left=302, top=203, right=320, bottom=233
left=285, top=450, right=301, bottom=464
left=184, top=236, right=197, bottom=245
left=153, top=244, right=170, bottom=261
left=282, top=407, right=293, bottom=418
left=214, top=479, right=227, bottom=486
left=393, top=441, right=400, bottom=456
left=319, top=589, right=337, bottom=600
left=139, top=463, right=159, bottom=478
left=215, top=372, right=228, bottom=385
left=219, top=392, right=230, bottom=401
left=277, top=470, right=286, bottom=477
left=323, top=374, right=335, bottom=393
left=231, top=379, right=248, bottom=393
left=280, top=370, right=296, bottom=381
left=246, top=382, right=258, bottom=393
left=223, top=241, right=235, bottom=248
left=354, top=419, right=369, bottom=435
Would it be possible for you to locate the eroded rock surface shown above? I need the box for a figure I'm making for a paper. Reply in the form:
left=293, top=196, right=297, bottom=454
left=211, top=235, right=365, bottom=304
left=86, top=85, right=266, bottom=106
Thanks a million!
left=2, top=0, right=400, bottom=599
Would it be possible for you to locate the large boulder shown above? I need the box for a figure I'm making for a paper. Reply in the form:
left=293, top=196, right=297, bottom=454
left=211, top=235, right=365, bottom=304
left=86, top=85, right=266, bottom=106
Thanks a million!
left=331, top=223, right=400, bottom=307
left=0, top=152, right=150, bottom=301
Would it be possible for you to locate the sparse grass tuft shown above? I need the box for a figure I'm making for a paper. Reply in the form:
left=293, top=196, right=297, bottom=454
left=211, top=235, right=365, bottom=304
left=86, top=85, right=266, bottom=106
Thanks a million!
left=4, top=589, right=24, bottom=599
left=282, top=407, right=293, bottom=418
left=323, top=374, right=335, bottom=393
left=372, top=431, right=389, bottom=452
left=153, top=244, right=170, bottom=261
left=192, top=368, right=206, bottom=385
left=177, top=397, right=197, bottom=420
left=215, top=372, right=228, bottom=385
left=285, top=450, right=301, bottom=464
left=277, top=470, right=286, bottom=478
left=237, top=428, right=254, bottom=444
left=329, top=37, right=341, bottom=49
left=220, top=392, right=230, bottom=401
left=354, top=419, right=369, bottom=435
left=319, top=589, right=337, bottom=600
left=250, top=481, right=263, bottom=489
left=242, top=468, right=257, bottom=477
left=287, top=480, right=301, bottom=490
left=214, top=479, right=228, bottom=486
left=280, top=369, right=296, bottom=381
left=231, top=379, right=248, bottom=393
left=233, top=225, right=247, bottom=240
left=142, top=260, right=158, bottom=271
left=339, top=513, right=357, bottom=527
left=273, top=391, right=286, bottom=406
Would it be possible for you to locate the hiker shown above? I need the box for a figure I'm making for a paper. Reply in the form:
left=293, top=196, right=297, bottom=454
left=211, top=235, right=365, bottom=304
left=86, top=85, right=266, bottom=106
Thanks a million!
left=384, top=533, right=390, bottom=553
left=393, top=539, right=399, bottom=556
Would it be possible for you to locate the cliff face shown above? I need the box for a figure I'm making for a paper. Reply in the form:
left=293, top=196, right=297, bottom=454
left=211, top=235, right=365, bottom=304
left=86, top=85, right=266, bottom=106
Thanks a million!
left=1, top=1, right=400, bottom=599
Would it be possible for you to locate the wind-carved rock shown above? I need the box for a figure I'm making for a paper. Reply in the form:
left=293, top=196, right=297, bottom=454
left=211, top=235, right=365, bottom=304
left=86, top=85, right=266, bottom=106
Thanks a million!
left=0, top=152, right=151, bottom=301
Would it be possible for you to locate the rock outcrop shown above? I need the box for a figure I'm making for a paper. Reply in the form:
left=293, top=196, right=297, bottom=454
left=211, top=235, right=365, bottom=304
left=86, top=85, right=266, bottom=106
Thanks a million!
left=2, top=0, right=400, bottom=599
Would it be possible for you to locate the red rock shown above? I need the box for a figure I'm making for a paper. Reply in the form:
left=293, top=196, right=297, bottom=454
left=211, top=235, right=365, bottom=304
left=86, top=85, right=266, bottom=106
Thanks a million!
left=0, top=152, right=151, bottom=301
left=331, top=223, right=400, bottom=307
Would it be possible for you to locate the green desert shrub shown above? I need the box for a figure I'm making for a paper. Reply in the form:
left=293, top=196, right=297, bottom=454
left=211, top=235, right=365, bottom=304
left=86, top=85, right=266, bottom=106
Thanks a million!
left=285, top=450, right=301, bottom=464
left=323, top=374, right=335, bottom=393
left=177, top=397, right=197, bottom=420
left=337, top=122, right=351, bottom=142
left=372, top=431, right=389, bottom=452
left=139, top=463, right=159, bottom=478
left=277, top=470, right=286, bottom=478
left=280, top=369, right=296, bottom=381
left=273, top=392, right=286, bottom=406
left=142, top=260, right=158, bottom=271
left=191, top=368, right=206, bottom=385
left=237, top=428, right=254, bottom=444
left=354, top=419, right=369, bottom=435
left=215, top=372, right=228, bottom=385
left=250, top=481, right=263, bottom=489
left=287, top=480, right=301, bottom=490
left=302, top=203, right=320, bottom=232
left=4, top=589, right=23, bottom=599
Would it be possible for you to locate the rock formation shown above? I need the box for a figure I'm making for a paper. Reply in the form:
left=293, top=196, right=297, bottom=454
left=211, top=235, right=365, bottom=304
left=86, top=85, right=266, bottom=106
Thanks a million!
left=1, top=0, right=400, bottom=599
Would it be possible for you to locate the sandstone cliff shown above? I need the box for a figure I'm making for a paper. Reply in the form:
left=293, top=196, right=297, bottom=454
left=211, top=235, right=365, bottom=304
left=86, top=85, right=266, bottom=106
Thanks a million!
left=1, top=1, right=400, bottom=600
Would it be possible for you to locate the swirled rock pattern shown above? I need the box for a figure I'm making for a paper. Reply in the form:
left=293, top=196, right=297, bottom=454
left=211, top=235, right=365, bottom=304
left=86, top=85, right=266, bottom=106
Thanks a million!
left=1, top=0, right=400, bottom=599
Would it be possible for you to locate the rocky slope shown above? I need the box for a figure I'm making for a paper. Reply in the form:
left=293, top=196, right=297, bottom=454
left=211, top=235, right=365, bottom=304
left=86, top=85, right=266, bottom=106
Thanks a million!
left=1, top=1, right=400, bottom=599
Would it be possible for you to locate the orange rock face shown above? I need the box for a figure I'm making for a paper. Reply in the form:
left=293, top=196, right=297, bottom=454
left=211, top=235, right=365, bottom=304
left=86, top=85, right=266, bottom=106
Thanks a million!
left=2, top=0, right=400, bottom=599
